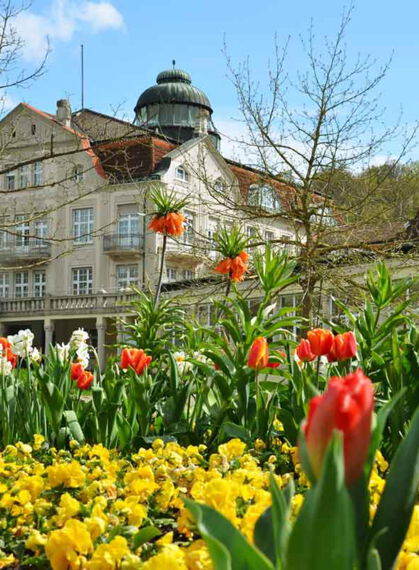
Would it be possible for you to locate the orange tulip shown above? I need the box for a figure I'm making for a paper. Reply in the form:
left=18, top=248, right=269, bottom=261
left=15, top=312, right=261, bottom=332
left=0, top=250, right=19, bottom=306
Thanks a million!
left=296, top=339, right=316, bottom=362
left=148, top=212, right=185, bottom=237
left=120, top=347, right=152, bottom=375
left=327, top=332, right=357, bottom=362
left=214, top=251, right=248, bottom=282
left=307, top=328, right=334, bottom=356
left=70, top=362, right=93, bottom=390
left=301, top=370, right=374, bottom=485
left=0, top=337, right=17, bottom=368
left=248, top=336, right=269, bottom=370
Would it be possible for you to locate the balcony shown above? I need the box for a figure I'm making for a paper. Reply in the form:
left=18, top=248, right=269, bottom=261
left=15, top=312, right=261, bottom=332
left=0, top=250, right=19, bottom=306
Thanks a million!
left=0, top=240, right=52, bottom=265
left=165, top=236, right=207, bottom=265
left=0, top=291, right=139, bottom=317
left=103, top=233, right=144, bottom=259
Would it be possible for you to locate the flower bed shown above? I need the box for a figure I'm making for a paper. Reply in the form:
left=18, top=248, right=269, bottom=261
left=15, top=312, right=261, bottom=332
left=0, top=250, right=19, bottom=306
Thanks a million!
left=0, top=437, right=416, bottom=569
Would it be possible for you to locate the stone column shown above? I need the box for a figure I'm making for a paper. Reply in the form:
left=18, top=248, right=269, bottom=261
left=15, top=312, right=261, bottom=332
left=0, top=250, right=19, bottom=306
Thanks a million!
left=96, top=317, right=106, bottom=370
left=44, top=319, right=54, bottom=355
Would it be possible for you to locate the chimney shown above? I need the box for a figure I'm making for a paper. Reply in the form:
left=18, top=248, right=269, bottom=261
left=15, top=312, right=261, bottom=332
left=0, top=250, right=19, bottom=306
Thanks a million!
left=56, top=99, right=72, bottom=128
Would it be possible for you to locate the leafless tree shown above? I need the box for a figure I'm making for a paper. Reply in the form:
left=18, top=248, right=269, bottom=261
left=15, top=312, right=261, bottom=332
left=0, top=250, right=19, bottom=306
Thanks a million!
left=216, top=4, right=419, bottom=322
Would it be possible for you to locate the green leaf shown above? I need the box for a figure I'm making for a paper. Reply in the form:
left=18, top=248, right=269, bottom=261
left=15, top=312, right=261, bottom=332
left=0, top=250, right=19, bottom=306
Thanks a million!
left=370, top=407, right=419, bottom=569
left=63, top=410, right=85, bottom=443
left=287, top=434, right=356, bottom=570
left=366, top=548, right=382, bottom=570
left=185, top=499, right=273, bottom=570
left=221, top=421, right=251, bottom=443
left=270, top=476, right=293, bottom=568
left=132, top=526, right=161, bottom=549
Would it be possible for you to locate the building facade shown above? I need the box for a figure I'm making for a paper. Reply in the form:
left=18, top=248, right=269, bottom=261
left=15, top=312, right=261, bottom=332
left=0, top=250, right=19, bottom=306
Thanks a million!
left=0, top=68, right=298, bottom=363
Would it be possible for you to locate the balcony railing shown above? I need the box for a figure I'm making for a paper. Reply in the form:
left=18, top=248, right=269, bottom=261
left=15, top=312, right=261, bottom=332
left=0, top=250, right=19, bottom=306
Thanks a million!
left=0, top=240, right=52, bottom=264
left=103, top=233, right=144, bottom=255
left=0, top=291, right=139, bottom=316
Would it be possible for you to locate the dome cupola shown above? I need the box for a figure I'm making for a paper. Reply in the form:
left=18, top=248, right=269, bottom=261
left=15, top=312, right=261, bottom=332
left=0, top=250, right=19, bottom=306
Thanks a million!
left=134, top=64, right=220, bottom=149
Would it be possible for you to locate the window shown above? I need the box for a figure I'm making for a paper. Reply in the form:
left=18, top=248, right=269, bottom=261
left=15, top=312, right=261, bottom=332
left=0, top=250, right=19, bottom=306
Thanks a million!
left=117, top=212, right=140, bottom=247
left=265, top=230, right=275, bottom=242
left=5, top=170, right=15, bottom=190
left=34, top=162, right=43, bottom=186
left=197, top=303, right=216, bottom=326
left=182, top=211, right=194, bottom=245
left=73, top=165, right=84, bottom=183
left=175, top=166, right=189, bottom=182
left=73, top=208, right=93, bottom=244
left=31, top=124, right=36, bottom=135
left=183, top=269, right=193, bottom=280
left=247, top=226, right=257, bottom=242
left=207, top=217, right=218, bottom=258
left=72, top=267, right=93, bottom=295
left=14, top=272, right=28, bottom=298
left=116, top=265, right=139, bottom=289
left=33, top=271, right=46, bottom=297
left=0, top=273, right=9, bottom=298
left=0, top=225, right=7, bottom=249
left=214, top=179, right=226, bottom=194
left=166, top=268, right=177, bottom=282
left=248, top=185, right=280, bottom=212
left=15, top=215, right=30, bottom=247
left=34, top=220, right=48, bottom=246
left=19, top=165, right=30, bottom=188
left=311, top=206, right=337, bottom=226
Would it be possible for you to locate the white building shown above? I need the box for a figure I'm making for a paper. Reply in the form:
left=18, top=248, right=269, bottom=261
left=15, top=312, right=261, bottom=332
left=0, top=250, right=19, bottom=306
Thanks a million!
left=0, top=67, right=298, bottom=363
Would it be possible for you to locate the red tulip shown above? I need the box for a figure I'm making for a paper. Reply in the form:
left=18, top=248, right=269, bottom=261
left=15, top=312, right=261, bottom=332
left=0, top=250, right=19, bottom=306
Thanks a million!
left=148, top=212, right=185, bottom=237
left=120, top=347, right=152, bottom=375
left=0, top=338, right=17, bottom=368
left=70, top=362, right=93, bottom=390
left=296, top=339, right=316, bottom=362
left=301, top=369, right=374, bottom=485
left=307, top=328, right=334, bottom=356
left=214, top=251, right=248, bottom=282
left=76, top=370, right=93, bottom=390
left=248, top=336, right=269, bottom=370
left=327, top=332, right=357, bottom=362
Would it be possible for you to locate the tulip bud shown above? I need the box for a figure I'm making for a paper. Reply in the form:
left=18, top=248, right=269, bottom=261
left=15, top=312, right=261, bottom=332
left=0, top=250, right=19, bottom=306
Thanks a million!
left=296, top=339, right=316, bottom=362
left=301, top=369, right=374, bottom=485
left=307, top=328, right=334, bottom=356
left=247, top=337, right=269, bottom=370
left=327, top=332, right=357, bottom=362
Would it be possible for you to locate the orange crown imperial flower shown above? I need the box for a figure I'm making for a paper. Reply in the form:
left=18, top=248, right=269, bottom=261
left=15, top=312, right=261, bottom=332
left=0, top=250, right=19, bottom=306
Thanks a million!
left=148, top=212, right=186, bottom=237
left=214, top=251, right=249, bottom=282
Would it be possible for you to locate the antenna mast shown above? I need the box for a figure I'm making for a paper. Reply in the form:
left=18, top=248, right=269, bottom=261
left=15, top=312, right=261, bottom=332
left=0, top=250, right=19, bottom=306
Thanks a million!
left=81, top=44, right=85, bottom=109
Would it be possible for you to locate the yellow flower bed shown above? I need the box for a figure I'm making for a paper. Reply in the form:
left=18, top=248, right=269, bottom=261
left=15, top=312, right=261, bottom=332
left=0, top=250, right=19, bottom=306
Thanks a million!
left=0, top=436, right=415, bottom=569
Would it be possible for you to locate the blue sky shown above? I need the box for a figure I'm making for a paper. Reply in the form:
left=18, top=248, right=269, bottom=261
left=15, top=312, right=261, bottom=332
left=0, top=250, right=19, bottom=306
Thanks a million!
left=8, top=0, right=419, bottom=160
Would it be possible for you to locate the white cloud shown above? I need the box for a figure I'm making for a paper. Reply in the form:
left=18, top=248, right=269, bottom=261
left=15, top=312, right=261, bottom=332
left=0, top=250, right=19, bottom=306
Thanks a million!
left=78, top=2, right=124, bottom=31
left=14, top=0, right=124, bottom=62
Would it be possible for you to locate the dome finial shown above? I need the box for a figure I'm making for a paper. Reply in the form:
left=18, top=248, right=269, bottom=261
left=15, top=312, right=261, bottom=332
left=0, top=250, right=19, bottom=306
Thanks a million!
left=172, top=59, right=176, bottom=69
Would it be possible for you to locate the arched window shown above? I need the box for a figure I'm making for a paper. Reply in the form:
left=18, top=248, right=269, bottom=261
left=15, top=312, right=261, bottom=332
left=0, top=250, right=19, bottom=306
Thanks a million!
left=175, top=165, right=190, bottom=182
left=248, top=185, right=281, bottom=212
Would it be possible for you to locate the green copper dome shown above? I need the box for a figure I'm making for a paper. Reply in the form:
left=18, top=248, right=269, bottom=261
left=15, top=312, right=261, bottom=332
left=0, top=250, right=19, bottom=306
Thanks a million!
left=135, top=69, right=212, bottom=111
left=134, top=67, right=220, bottom=148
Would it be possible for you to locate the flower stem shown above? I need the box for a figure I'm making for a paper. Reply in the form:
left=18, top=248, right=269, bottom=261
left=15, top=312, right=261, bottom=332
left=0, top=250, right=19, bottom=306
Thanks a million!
left=154, top=234, right=167, bottom=307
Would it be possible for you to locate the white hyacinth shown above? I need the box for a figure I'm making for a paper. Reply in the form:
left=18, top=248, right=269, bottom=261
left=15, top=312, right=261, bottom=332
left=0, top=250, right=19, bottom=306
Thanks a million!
left=55, top=343, right=70, bottom=363
left=173, top=351, right=193, bottom=375
left=0, top=357, right=12, bottom=376
left=7, top=329, right=34, bottom=357
left=30, top=347, right=42, bottom=363
left=75, top=344, right=90, bottom=368
left=69, top=328, right=89, bottom=351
